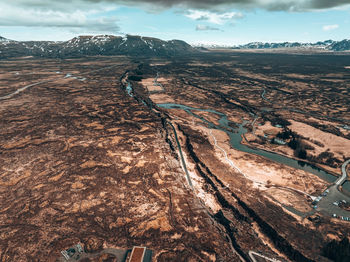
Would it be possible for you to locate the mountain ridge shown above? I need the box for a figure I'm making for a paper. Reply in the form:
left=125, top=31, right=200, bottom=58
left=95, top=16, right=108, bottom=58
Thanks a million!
left=193, top=39, right=350, bottom=51
left=2, top=35, right=350, bottom=58
left=231, top=39, right=350, bottom=51
left=0, top=34, right=196, bottom=58
left=0, top=36, right=13, bottom=43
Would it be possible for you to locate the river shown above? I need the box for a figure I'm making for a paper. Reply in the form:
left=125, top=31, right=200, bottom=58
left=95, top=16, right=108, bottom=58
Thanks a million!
left=123, top=79, right=342, bottom=191
left=157, top=103, right=339, bottom=184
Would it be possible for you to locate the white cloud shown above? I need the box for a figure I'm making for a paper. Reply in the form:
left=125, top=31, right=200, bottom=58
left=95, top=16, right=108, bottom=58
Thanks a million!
left=195, top=24, right=221, bottom=31
left=0, top=2, right=120, bottom=33
left=4, top=0, right=350, bottom=13
left=322, top=24, right=339, bottom=31
left=185, top=10, right=244, bottom=25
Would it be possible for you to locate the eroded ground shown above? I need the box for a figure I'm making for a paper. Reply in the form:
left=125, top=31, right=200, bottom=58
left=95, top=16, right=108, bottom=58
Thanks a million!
left=1, top=52, right=350, bottom=262
left=0, top=56, right=237, bottom=261
left=130, top=52, right=350, bottom=261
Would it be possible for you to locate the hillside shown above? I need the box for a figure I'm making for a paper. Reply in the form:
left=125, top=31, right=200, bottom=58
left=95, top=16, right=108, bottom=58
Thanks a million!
left=231, top=39, right=350, bottom=51
left=0, top=35, right=196, bottom=58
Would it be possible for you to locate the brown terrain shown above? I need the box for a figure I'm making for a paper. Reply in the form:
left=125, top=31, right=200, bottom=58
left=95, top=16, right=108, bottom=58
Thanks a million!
left=0, top=51, right=350, bottom=261
left=0, top=56, right=236, bottom=261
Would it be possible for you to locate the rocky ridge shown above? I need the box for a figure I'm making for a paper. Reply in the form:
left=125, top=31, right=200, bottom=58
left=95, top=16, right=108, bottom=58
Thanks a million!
left=0, top=35, right=196, bottom=58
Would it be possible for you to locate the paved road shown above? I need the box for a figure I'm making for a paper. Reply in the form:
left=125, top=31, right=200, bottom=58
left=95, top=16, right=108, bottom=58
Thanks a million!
left=0, top=80, right=53, bottom=100
left=335, top=159, right=350, bottom=186
left=315, top=159, right=350, bottom=218
left=168, top=122, right=193, bottom=189
left=256, top=85, right=350, bottom=218
left=0, top=64, right=118, bottom=101
left=248, top=251, right=281, bottom=262
left=315, top=186, right=350, bottom=218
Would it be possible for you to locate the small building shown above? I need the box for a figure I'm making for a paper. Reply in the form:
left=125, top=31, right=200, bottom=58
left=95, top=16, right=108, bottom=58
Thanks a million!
left=128, top=246, right=152, bottom=262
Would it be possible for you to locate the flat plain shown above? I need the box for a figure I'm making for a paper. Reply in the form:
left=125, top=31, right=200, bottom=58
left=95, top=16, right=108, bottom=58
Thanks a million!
left=0, top=51, right=349, bottom=261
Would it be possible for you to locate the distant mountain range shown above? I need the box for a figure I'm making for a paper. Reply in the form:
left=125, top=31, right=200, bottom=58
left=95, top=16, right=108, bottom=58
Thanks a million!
left=195, top=39, right=350, bottom=51
left=0, top=36, right=12, bottom=43
left=0, top=35, right=196, bottom=59
left=2, top=35, right=350, bottom=59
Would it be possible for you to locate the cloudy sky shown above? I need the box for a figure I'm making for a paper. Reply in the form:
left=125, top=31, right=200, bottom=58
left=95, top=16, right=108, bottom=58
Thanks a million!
left=1, top=0, right=349, bottom=45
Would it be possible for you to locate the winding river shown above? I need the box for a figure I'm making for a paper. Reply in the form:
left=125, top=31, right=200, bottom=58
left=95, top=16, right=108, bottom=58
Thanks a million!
left=157, top=103, right=339, bottom=184
left=123, top=79, right=343, bottom=193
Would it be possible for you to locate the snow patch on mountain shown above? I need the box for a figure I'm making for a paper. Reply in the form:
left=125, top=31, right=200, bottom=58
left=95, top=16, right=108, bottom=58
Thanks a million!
left=0, top=34, right=196, bottom=58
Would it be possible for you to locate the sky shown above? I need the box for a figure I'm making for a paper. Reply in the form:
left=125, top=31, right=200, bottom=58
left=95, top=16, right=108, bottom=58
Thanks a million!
left=0, top=0, right=349, bottom=45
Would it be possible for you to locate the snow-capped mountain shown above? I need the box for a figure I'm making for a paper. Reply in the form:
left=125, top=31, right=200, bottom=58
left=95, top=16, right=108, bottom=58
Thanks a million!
left=192, top=43, right=233, bottom=49
left=232, top=39, right=350, bottom=51
left=193, top=39, right=350, bottom=51
left=0, top=36, right=12, bottom=43
left=0, top=35, right=196, bottom=59
left=329, top=39, right=350, bottom=51
left=2, top=35, right=350, bottom=58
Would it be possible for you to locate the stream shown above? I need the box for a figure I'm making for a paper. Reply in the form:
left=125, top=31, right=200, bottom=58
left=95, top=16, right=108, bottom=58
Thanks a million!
left=123, top=79, right=350, bottom=237
left=124, top=80, right=342, bottom=192
left=157, top=103, right=339, bottom=185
